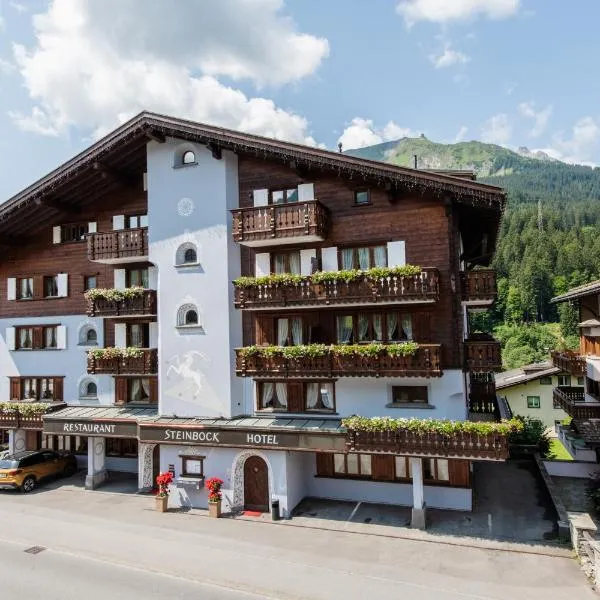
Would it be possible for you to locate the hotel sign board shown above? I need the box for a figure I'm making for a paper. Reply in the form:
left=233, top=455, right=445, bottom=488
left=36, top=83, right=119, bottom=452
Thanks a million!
left=43, top=420, right=138, bottom=438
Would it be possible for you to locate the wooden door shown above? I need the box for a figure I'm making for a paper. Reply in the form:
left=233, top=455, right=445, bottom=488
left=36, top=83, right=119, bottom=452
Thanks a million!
left=244, top=456, right=269, bottom=512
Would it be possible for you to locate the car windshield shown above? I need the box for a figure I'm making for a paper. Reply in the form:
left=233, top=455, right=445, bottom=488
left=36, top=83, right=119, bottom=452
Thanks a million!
left=0, top=459, right=18, bottom=469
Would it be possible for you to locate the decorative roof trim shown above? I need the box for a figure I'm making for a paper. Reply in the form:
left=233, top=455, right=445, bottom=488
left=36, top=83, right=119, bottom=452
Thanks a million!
left=552, top=279, right=600, bottom=303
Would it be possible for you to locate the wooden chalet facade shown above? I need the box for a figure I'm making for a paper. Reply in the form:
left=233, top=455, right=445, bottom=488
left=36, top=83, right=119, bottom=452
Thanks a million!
left=0, top=112, right=507, bottom=523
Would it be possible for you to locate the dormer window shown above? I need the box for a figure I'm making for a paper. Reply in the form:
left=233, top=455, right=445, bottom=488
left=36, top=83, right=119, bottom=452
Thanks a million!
left=182, top=151, right=196, bottom=165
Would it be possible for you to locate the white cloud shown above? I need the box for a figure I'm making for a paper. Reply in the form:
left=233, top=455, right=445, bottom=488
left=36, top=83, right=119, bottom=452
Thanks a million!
left=547, top=117, right=600, bottom=165
left=11, top=0, right=329, bottom=142
left=429, top=44, right=470, bottom=69
left=397, top=0, right=520, bottom=26
left=0, top=57, right=15, bottom=74
left=338, top=118, right=416, bottom=150
left=480, top=113, right=512, bottom=145
left=518, top=101, right=552, bottom=137
left=454, top=125, right=468, bottom=142
left=9, top=2, right=28, bottom=14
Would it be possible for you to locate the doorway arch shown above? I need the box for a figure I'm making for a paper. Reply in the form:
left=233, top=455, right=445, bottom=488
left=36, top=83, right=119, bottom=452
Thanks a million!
left=231, top=450, right=274, bottom=513
left=243, top=455, right=269, bottom=512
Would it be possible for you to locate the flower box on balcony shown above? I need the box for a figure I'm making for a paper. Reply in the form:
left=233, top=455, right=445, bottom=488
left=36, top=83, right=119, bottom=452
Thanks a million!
left=85, top=287, right=157, bottom=318
left=87, top=347, right=158, bottom=375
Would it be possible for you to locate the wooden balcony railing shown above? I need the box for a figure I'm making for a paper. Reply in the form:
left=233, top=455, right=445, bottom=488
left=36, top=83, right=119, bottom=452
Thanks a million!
left=551, top=350, right=586, bottom=376
left=234, top=269, right=440, bottom=309
left=0, top=402, right=65, bottom=430
left=87, top=349, right=158, bottom=375
left=553, top=387, right=600, bottom=420
left=86, top=289, right=157, bottom=317
left=345, top=429, right=509, bottom=460
left=87, top=228, right=148, bottom=262
left=465, top=336, right=502, bottom=372
left=235, top=344, right=442, bottom=378
left=231, top=200, right=328, bottom=245
left=461, top=269, right=497, bottom=303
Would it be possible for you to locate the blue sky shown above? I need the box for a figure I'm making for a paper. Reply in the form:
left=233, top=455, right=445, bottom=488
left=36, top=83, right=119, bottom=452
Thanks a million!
left=0, top=0, right=599, bottom=201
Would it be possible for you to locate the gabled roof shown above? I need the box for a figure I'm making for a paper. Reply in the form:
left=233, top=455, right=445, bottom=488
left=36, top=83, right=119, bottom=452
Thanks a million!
left=552, top=279, right=600, bottom=303
left=495, top=361, right=560, bottom=390
left=0, top=111, right=505, bottom=237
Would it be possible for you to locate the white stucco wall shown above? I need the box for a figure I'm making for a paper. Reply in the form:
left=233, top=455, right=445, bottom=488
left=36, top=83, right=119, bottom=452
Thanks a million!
left=0, top=315, right=110, bottom=404
left=146, top=139, right=243, bottom=418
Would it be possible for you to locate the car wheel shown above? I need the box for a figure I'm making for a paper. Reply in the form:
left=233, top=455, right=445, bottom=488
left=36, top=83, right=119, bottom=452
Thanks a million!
left=21, top=476, right=36, bottom=493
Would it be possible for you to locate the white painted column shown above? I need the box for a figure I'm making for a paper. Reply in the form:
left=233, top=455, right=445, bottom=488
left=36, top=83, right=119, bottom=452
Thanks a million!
left=410, top=457, right=427, bottom=529
left=9, top=429, right=26, bottom=455
left=85, top=437, right=107, bottom=490
left=138, top=442, right=156, bottom=491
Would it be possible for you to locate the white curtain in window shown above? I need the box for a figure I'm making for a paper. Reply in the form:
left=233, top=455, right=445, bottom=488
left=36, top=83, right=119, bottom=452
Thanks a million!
left=336, top=316, right=353, bottom=344
left=20, top=329, right=31, bottom=348
left=387, top=312, right=398, bottom=341
left=130, top=379, right=142, bottom=402
left=141, top=378, right=150, bottom=399
left=306, top=383, right=319, bottom=409
left=401, top=315, right=413, bottom=341
left=341, top=248, right=354, bottom=270
left=360, top=455, right=372, bottom=475
left=358, top=314, right=369, bottom=342
left=291, top=318, right=303, bottom=345
left=274, top=254, right=286, bottom=274
left=24, top=379, right=36, bottom=399
left=261, top=383, right=274, bottom=408
left=41, top=379, right=53, bottom=400
left=275, top=383, right=288, bottom=408
left=358, top=247, right=370, bottom=270
left=320, top=383, right=333, bottom=409
left=289, top=252, right=301, bottom=275
left=21, top=279, right=32, bottom=298
left=373, top=315, right=383, bottom=341
left=277, top=319, right=289, bottom=346
left=45, top=327, right=56, bottom=348
left=374, top=246, right=387, bottom=267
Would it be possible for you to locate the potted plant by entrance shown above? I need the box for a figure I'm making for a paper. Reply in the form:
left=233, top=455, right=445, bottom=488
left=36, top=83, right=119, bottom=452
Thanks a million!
left=155, top=471, right=174, bottom=512
left=206, top=477, right=224, bottom=518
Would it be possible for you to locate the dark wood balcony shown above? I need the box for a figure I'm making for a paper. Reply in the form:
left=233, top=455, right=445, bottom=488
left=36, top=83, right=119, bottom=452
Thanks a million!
left=461, top=269, right=497, bottom=306
left=234, top=269, right=440, bottom=310
left=553, top=387, right=600, bottom=420
left=551, top=350, right=586, bottom=376
left=86, top=289, right=157, bottom=318
left=87, top=227, right=149, bottom=263
left=87, top=349, right=158, bottom=375
left=0, top=402, right=65, bottom=430
left=468, top=375, right=500, bottom=422
left=235, top=344, right=442, bottom=378
left=345, top=429, right=510, bottom=461
left=464, top=336, right=502, bottom=372
left=231, top=200, right=328, bottom=247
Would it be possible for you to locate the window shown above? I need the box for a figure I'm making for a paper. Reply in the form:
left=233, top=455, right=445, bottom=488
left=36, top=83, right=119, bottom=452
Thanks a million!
left=588, top=378, right=600, bottom=399
left=558, top=375, right=571, bottom=387
left=127, top=378, right=151, bottom=404
left=257, top=381, right=335, bottom=412
left=184, top=248, right=197, bottom=263
left=577, top=376, right=585, bottom=386
left=339, top=245, right=387, bottom=270
left=17, top=277, right=33, bottom=300
left=78, top=324, right=98, bottom=346
left=79, top=379, right=97, bottom=399
left=126, top=268, right=149, bottom=288
left=44, top=275, right=58, bottom=298
left=272, top=251, right=301, bottom=275
left=527, top=396, right=541, bottom=409
left=15, top=326, right=58, bottom=350
left=181, top=456, right=205, bottom=477
left=336, top=312, right=413, bottom=344
left=391, top=386, right=428, bottom=405
left=61, top=223, right=88, bottom=243
left=276, top=317, right=303, bottom=346
left=539, top=376, right=552, bottom=385
left=334, top=453, right=372, bottom=477
left=423, top=458, right=450, bottom=482
left=182, top=150, right=196, bottom=165
left=11, top=377, right=63, bottom=401
left=258, top=382, right=288, bottom=411
left=270, top=188, right=298, bottom=204
left=175, top=243, right=198, bottom=266
left=106, top=438, right=138, bottom=458
left=127, top=323, right=150, bottom=348
left=354, top=190, right=371, bottom=206
left=125, top=214, right=148, bottom=229
left=42, top=434, right=87, bottom=455
left=177, top=304, right=201, bottom=328
left=305, top=382, right=334, bottom=411
left=84, top=275, right=97, bottom=291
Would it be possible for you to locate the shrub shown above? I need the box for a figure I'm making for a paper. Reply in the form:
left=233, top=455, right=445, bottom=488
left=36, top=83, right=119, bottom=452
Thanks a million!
left=508, top=415, right=551, bottom=456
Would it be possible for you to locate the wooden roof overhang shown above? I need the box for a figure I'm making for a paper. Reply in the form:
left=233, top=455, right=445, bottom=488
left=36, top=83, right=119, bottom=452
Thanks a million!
left=0, top=111, right=506, bottom=239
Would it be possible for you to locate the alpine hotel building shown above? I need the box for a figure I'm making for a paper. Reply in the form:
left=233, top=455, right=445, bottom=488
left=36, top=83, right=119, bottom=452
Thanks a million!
left=0, top=113, right=509, bottom=526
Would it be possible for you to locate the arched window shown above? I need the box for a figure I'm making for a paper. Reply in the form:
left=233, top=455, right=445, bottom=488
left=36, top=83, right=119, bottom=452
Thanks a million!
left=177, top=303, right=200, bottom=327
left=79, top=378, right=98, bottom=400
left=85, top=382, right=97, bottom=396
left=86, top=329, right=97, bottom=344
left=184, top=247, right=197, bottom=263
left=182, top=150, right=196, bottom=165
left=175, top=242, right=199, bottom=266
left=79, top=324, right=98, bottom=346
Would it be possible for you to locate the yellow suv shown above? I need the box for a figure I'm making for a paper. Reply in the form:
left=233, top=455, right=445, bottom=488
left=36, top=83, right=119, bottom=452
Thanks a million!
left=0, top=450, right=78, bottom=493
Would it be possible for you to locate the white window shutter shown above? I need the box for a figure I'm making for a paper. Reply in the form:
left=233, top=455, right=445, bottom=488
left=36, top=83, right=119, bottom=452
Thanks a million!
left=6, top=327, right=15, bottom=351
left=255, top=253, right=270, bottom=276
left=7, top=278, right=16, bottom=301
left=300, top=249, right=317, bottom=276
left=297, top=183, right=315, bottom=202
left=253, top=189, right=269, bottom=207
left=148, top=266, right=158, bottom=289
left=149, top=323, right=158, bottom=347
left=387, top=241, right=406, bottom=267
left=56, top=326, right=67, bottom=350
left=57, top=273, right=69, bottom=297
left=113, top=215, right=125, bottom=230
left=114, top=269, right=126, bottom=290
left=88, top=221, right=97, bottom=234
left=52, top=226, right=62, bottom=244
left=114, top=324, right=126, bottom=348
left=321, top=247, right=338, bottom=272
left=143, top=172, right=148, bottom=192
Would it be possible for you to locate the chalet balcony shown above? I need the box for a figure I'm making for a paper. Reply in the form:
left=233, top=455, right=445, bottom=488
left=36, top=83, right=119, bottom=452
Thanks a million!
left=235, top=344, right=442, bottom=378
left=87, top=227, right=149, bottom=264
left=87, top=348, right=158, bottom=375
left=553, top=386, right=600, bottom=420
left=86, top=289, right=157, bottom=318
left=468, top=376, right=500, bottom=422
left=345, top=428, right=510, bottom=461
left=464, top=335, right=502, bottom=372
left=231, top=200, right=328, bottom=247
left=551, top=350, right=586, bottom=376
left=0, top=402, right=66, bottom=430
left=461, top=269, right=497, bottom=306
left=234, top=268, right=440, bottom=310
